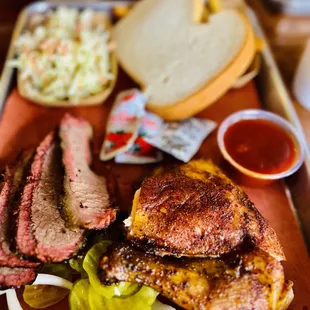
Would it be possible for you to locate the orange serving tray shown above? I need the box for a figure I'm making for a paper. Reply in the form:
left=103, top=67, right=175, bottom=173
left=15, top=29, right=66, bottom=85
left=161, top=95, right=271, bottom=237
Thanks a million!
left=0, top=2, right=309, bottom=309
left=0, top=78, right=309, bottom=309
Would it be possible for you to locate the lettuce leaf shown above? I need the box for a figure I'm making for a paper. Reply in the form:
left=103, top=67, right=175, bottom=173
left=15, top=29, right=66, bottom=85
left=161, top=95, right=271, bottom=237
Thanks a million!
left=152, top=300, right=176, bottom=310
left=40, top=263, right=73, bottom=280
left=23, top=241, right=165, bottom=310
left=69, top=279, right=91, bottom=310
left=69, top=258, right=83, bottom=273
left=88, top=284, right=159, bottom=310
left=69, top=257, right=88, bottom=278
left=83, top=241, right=139, bottom=298
left=88, top=284, right=105, bottom=310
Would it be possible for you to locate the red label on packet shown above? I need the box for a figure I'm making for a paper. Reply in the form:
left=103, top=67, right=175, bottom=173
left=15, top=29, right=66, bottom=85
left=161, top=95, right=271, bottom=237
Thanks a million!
left=115, top=112, right=163, bottom=164
left=100, top=89, right=146, bottom=161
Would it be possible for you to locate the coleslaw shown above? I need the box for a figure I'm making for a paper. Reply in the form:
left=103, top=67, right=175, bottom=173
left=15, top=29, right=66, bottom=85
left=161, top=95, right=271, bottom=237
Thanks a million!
left=9, top=6, right=114, bottom=103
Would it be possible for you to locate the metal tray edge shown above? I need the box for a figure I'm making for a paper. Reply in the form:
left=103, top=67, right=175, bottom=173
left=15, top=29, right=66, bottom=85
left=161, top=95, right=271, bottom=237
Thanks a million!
left=248, top=7, right=310, bottom=252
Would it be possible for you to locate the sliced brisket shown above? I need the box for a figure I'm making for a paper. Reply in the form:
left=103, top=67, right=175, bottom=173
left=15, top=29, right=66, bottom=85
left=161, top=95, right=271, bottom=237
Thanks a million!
left=0, top=156, right=38, bottom=268
left=59, top=114, right=117, bottom=230
left=0, top=267, right=36, bottom=289
left=15, top=132, right=85, bottom=262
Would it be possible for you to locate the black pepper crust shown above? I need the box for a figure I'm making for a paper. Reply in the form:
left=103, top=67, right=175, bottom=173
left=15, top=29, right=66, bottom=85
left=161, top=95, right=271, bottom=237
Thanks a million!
left=127, top=160, right=285, bottom=261
left=99, top=243, right=289, bottom=310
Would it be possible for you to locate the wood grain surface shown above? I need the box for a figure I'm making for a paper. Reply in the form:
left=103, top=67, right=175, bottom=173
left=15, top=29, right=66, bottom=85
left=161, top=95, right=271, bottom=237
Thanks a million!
left=0, top=79, right=309, bottom=309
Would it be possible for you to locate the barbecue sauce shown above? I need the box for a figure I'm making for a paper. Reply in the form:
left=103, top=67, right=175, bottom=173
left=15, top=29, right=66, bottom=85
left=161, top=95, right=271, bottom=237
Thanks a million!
left=223, top=119, right=297, bottom=174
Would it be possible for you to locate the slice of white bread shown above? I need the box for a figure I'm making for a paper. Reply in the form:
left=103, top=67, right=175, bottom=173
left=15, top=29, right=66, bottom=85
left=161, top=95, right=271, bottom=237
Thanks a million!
left=113, top=0, right=256, bottom=120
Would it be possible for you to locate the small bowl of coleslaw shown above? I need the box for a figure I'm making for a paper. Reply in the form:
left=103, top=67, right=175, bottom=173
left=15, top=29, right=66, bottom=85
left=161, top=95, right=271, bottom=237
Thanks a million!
left=9, top=6, right=117, bottom=107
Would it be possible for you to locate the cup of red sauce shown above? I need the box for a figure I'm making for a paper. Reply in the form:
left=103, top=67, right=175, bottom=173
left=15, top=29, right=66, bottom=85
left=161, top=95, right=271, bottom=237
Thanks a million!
left=217, top=109, right=305, bottom=186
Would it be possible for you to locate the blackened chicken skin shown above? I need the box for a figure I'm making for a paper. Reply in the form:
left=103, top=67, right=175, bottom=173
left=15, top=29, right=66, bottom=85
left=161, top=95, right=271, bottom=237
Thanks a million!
left=126, top=160, right=285, bottom=261
left=99, top=243, right=293, bottom=310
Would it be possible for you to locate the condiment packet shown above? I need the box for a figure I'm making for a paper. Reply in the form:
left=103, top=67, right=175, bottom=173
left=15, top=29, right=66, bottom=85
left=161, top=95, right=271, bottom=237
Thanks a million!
left=115, top=112, right=163, bottom=164
left=100, top=89, right=146, bottom=161
left=145, top=118, right=217, bottom=162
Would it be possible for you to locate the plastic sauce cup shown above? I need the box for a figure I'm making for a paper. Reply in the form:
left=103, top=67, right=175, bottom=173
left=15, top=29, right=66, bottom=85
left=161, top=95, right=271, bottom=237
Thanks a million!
left=217, top=109, right=305, bottom=186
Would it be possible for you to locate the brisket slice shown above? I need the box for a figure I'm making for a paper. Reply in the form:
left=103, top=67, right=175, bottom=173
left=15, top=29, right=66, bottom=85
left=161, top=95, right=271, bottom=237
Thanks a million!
left=59, top=114, right=117, bottom=230
left=0, top=267, right=36, bottom=289
left=15, top=132, right=85, bottom=262
left=0, top=155, right=38, bottom=268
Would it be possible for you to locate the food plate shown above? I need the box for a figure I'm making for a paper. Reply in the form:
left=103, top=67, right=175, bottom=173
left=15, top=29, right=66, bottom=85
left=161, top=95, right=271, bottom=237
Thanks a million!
left=0, top=1, right=309, bottom=309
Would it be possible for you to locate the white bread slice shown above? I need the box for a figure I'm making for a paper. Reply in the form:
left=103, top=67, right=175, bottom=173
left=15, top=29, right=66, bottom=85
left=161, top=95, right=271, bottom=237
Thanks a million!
left=113, top=0, right=255, bottom=120
left=148, top=17, right=255, bottom=120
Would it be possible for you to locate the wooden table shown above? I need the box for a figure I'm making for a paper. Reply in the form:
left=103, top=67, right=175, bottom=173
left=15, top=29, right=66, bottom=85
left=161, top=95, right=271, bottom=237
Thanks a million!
left=0, top=2, right=28, bottom=71
left=0, top=1, right=309, bottom=309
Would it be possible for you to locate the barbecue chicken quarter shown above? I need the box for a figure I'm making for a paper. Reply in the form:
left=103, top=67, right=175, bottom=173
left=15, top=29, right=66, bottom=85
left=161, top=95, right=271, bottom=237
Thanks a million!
left=125, top=160, right=285, bottom=261
left=99, top=243, right=293, bottom=310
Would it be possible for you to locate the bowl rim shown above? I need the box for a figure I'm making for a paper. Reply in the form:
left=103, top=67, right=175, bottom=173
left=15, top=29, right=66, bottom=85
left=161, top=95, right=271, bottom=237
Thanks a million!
left=217, top=109, right=306, bottom=180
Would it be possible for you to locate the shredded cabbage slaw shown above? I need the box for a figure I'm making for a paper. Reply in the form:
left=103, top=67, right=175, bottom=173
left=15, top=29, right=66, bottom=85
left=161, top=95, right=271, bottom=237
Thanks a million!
left=9, top=7, right=114, bottom=103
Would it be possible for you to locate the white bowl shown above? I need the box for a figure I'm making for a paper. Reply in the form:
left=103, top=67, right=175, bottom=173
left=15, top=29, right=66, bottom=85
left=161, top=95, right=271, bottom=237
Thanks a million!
left=217, top=109, right=305, bottom=181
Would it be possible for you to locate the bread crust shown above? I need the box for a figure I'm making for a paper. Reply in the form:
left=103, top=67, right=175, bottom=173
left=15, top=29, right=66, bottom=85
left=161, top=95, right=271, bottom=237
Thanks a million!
left=115, top=12, right=256, bottom=120
left=147, top=14, right=256, bottom=120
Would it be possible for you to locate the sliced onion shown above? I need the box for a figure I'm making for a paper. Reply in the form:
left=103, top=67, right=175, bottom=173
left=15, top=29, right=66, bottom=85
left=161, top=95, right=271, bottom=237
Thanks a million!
left=32, top=274, right=73, bottom=290
left=0, top=289, right=9, bottom=295
left=152, top=300, right=176, bottom=310
left=6, top=289, right=23, bottom=310
left=2, top=273, right=73, bottom=310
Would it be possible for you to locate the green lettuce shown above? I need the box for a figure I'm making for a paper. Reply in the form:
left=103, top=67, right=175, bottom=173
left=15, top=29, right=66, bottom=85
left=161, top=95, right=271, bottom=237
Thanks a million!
left=69, top=256, right=88, bottom=278
left=88, top=284, right=159, bottom=310
left=69, top=258, right=84, bottom=273
left=40, top=262, right=73, bottom=280
left=82, top=241, right=139, bottom=298
left=23, top=240, right=169, bottom=310
left=70, top=280, right=159, bottom=310
left=69, top=279, right=91, bottom=310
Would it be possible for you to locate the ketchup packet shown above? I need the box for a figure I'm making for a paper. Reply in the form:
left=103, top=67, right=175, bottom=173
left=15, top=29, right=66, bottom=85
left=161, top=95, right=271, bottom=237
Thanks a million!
left=100, top=89, right=146, bottom=161
left=115, top=112, right=163, bottom=164
left=145, top=118, right=217, bottom=162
